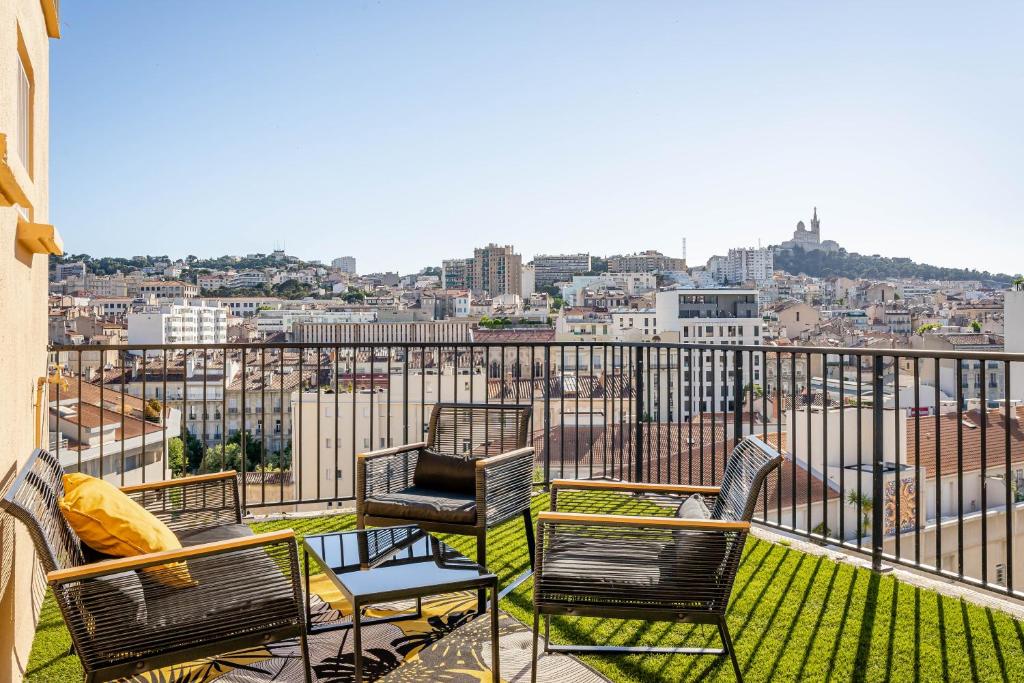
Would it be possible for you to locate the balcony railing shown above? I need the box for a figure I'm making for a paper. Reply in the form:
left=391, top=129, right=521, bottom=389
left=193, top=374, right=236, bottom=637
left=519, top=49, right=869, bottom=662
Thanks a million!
left=48, top=340, right=1024, bottom=602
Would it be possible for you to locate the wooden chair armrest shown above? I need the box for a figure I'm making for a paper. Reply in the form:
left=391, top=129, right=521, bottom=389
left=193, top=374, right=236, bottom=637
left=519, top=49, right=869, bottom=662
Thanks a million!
left=537, top=511, right=748, bottom=531
left=550, top=479, right=721, bottom=496
left=47, top=529, right=296, bottom=584
left=358, top=442, right=427, bottom=461
left=475, top=446, right=534, bottom=469
left=119, top=470, right=237, bottom=494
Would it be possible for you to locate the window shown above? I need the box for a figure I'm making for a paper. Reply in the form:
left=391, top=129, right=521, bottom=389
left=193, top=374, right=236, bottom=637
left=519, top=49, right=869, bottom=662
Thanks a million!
left=16, top=41, right=31, bottom=173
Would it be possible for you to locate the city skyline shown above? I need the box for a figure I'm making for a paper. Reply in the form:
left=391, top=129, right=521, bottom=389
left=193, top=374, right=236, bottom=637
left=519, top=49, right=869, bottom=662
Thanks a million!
left=51, top=2, right=1024, bottom=274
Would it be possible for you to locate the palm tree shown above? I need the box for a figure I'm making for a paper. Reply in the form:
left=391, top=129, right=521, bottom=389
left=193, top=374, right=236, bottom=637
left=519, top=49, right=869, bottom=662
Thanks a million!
left=1013, top=276, right=1024, bottom=292
left=847, top=491, right=873, bottom=537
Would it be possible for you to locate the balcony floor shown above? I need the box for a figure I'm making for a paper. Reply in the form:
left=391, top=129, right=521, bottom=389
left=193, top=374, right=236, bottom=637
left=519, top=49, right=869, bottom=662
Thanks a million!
left=26, top=496, right=1024, bottom=682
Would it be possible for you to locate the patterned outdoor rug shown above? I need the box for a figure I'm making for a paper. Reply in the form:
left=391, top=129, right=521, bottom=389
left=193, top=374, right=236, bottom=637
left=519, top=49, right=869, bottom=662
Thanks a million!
left=119, top=573, right=607, bottom=683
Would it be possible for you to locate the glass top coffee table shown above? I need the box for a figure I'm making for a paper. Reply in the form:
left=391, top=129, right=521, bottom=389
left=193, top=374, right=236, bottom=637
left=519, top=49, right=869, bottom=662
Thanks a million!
left=302, top=525, right=499, bottom=683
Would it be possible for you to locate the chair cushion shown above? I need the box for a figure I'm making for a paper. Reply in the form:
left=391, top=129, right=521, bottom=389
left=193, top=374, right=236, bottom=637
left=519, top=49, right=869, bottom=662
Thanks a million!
left=136, top=524, right=298, bottom=638
left=413, top=449, right=477, bottom=495
left=672, top=494, right=728, bottom=572
left=541, top=537, right=664, bottom=588
left=59, top=473, right=192, bottom=587
left=364, top=486, right=477, bottom=525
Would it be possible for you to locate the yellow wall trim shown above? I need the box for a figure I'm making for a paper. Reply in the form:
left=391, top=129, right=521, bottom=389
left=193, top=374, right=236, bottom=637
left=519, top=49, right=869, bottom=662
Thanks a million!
left=40, top=0, right=60, bottom=39
left=0, top=135, right=31, bottom=208
left=16, top=219, right=62, bottom=255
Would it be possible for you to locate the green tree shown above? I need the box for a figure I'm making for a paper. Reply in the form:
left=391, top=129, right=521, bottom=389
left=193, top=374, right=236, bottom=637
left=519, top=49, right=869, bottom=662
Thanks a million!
left=971, top=320, right=982, bottom=333
left=144, top=398, right=162, bottom=423
left=847, top=491, right=873, bottom=537
left=167, top=437, right=186, bottom=478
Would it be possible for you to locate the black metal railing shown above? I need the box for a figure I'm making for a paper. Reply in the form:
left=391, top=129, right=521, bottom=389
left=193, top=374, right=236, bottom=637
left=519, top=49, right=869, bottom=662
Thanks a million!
left=48, top=340, right=1024, bottom=600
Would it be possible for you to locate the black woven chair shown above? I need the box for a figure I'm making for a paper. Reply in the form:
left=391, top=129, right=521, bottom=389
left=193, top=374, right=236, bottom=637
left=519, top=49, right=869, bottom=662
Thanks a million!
left=356, top=403, right=536, bottom=590
left=531, top=435, right=783, bottom=682
left=0, top=449, right=311, bottom=683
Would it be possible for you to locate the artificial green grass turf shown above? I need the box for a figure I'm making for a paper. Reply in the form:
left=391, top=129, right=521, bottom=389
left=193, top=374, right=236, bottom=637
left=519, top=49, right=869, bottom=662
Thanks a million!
left=25, top=498, right=1024, bottom=682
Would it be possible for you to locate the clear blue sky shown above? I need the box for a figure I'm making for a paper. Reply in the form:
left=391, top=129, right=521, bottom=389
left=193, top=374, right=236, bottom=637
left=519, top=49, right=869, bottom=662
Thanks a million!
left=51, top=1, right=1023, bottom=275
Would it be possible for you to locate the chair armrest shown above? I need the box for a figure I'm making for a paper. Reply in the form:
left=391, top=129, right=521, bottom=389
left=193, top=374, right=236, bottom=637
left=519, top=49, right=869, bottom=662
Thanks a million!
left=119, top=470, right=238, bottom=494
left=358, top=442, right=427, bottom=462
left=477, top=447, right=534, bottom=528
left=121, top=470, right=241, bottom=533
left=537, top=511, right=748, bottom=531
left=551, top=479, right=720, bottom=496
left=47, top=529, right=297, bottom=584
left=357, top=444, right=424, bottom=516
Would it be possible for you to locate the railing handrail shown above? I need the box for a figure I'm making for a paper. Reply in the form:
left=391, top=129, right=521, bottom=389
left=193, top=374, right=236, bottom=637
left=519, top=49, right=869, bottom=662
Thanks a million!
left=48, top=340, right=1024, bottom=362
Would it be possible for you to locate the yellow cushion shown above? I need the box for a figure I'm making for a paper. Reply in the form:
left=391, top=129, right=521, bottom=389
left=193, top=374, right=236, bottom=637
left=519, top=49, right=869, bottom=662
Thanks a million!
left=59, top=473, right=193, bottom=587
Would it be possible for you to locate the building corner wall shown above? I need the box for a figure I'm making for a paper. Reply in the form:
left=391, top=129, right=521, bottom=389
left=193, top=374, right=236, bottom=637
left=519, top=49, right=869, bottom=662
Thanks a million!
left=0, top=1, right=52, bottom=679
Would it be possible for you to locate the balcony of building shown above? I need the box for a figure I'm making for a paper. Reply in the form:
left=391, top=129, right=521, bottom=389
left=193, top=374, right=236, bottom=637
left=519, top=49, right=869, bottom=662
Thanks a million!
left=5, top=339, right=1024, bottom=682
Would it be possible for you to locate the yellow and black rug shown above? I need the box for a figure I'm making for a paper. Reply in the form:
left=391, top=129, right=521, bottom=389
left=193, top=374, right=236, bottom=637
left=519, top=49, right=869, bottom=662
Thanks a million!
left=119, top=574, right=607, bottom=683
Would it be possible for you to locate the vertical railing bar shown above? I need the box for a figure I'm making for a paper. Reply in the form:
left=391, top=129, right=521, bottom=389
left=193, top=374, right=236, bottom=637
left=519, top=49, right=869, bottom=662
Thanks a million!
left=894, top=355, right=901, bottom=560
left=839, top=352, right=845, bottom=546
left=913, top=356, right=921, bottom=566
left=1004, top=362, right=1013, bottom=595
left=871, top=354, right=884, bottom=572
left=980, top=357, right=988, bottom=586
left=791, top=352, right=798, bottom=530
left=543, top=345, right=551, bottom=486
left=239, top=347, right=247, bottom=514
left=956, top=358, right=964, bottom=579
left=934, top=357, right=942, bottom=572
left=821, top=351, right=828, bottom=541
left=856, top=356, right=863, bottom=550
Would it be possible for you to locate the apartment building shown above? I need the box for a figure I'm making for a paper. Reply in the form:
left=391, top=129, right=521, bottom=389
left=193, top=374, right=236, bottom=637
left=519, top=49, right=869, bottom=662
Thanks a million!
left=55, top=260, right=85, bottom=280
left=0, top=4, right=62, bottom=676
left=608, top=250, right=686, bottom=273
left=293, top=320, right=474, bottom=344
left=126, top=300, right=229, bottom=346
left=292, top=371, right=488, bottom=501
left=443, top=244, right=523, bottom=297
left=532, top=253, right=591, bottom=288
left=332, top=256, right=356, bottom=274
left=139, top=279, right=200, bottom=300
left=654, top=289, right=764, bottom=417
left=724, top=246, right=774, bottom=285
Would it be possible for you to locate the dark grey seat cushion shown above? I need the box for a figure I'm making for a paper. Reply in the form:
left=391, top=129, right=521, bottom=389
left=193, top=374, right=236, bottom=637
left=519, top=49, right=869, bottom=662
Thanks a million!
left=413, top=449, right=477, bottom=495
left=541, top=537, right=664, bottom=588
left=139, top=523, right=297, bottom=631
left=364, top=486, right=477, bottom=525
left=80, top=524, right=299, bottom=662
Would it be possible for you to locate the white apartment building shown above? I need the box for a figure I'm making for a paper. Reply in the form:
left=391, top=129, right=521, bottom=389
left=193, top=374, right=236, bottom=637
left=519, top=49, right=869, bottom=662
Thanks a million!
left=291, top=371, right=488, bottom=501
left=561, top=273, right=657, bottom=306
left=532, top=253, right=592, bottom=288
left=654, top=288, right=764, bottom=417
left=610, top=309, right=658, bottom=340
left=257, top=309, right=377, bottom=335
left=127, top=300, right=229, bottom=347
left=724, top=247, right=774, bottom=285
left=332, top=256, right=357, bottom=274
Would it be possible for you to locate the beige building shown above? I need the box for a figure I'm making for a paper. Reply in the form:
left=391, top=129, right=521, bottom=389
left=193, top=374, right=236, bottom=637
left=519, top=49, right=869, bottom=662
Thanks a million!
left=0, top=2, right=60, bottom=678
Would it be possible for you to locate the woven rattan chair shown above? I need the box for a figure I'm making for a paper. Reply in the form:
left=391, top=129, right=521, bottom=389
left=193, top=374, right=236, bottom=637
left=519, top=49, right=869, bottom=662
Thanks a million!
left=530, top=436, right=783, bottom=682
left=0, top=449, right=311, bottom=683
left=356, top=403, right=536, bottom=586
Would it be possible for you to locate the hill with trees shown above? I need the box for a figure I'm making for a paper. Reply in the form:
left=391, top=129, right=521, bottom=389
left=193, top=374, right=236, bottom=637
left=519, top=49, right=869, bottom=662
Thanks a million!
left=773, top=247, right=1019, bottom=285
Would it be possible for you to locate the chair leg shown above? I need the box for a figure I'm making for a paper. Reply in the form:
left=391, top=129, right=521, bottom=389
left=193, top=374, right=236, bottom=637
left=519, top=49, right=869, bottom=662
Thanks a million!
left=531, top=611, right=541, bottom=683
left=477, top=531, right=487, bottom=614
left=299, top=627, right=313, bottom=683
left=718, top=617, right=742, bottom=682
left=522, top=508, right=536, bottom=571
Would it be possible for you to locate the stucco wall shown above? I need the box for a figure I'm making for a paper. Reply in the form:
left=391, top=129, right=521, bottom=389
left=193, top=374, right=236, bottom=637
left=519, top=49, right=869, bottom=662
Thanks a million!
left=0, top=1, right=52, bottom=680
